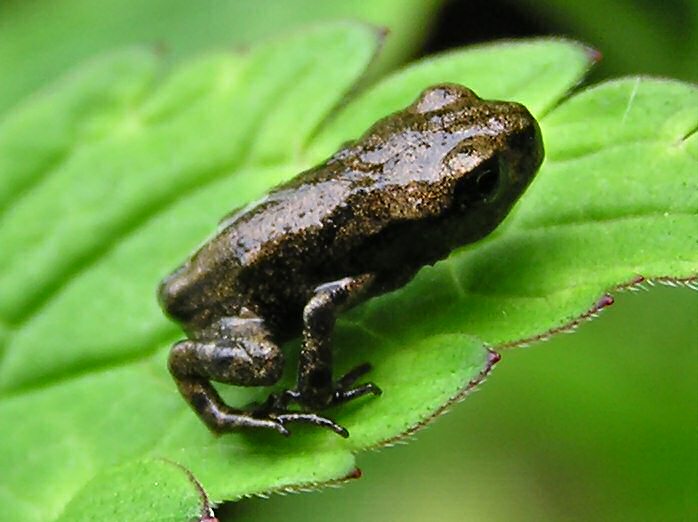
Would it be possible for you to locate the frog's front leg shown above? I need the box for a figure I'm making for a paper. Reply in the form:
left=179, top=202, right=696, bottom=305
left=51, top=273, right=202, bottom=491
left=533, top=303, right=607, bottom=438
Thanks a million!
left=263, top=275, right=382, bottom=426
left=168, top=314, right=346, bottom=436
left=297, top=274, right=382, bottom=410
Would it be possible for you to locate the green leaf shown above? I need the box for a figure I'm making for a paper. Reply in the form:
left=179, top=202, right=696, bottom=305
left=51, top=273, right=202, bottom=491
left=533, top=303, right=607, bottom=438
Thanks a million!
left=0, top=49, right=159, bottom=211
left=55, top=460, right=212, bottom=522
left=0, top=25, right=694, bottom=521
left=517, top=0, right=698, bottom=81
left=0, top=0, right=444, bottom=115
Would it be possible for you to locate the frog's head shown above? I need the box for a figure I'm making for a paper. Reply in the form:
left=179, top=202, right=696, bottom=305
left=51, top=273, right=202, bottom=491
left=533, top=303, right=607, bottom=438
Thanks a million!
left=410, top=83, right=544, bottom=243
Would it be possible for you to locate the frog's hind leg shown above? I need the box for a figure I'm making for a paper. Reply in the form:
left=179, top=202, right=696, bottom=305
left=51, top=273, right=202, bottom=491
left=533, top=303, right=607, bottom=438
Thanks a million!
left=168, top=348, right=288, bottom=435
left=167, top=320, right=288, bottom=435
left=168, top=314, right=353, bottom=437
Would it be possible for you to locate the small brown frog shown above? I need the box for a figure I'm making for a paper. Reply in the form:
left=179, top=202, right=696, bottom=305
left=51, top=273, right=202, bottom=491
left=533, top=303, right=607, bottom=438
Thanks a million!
left=159, top=84, right=543, bottom=437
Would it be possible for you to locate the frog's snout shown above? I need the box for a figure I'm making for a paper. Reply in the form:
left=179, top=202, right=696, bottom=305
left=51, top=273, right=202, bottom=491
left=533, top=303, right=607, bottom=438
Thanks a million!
left=505, top=113, right=544, bottom=186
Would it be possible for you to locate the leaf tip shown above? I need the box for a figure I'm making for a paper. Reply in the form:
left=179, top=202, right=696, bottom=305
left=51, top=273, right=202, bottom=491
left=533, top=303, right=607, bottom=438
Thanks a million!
left=344, top=467, right=363, bottom=480
left=486, top=348, right=502, bottom=367
left=583, top=44, right=603, bottom=65
left=158, top=458, right=216, bottom=522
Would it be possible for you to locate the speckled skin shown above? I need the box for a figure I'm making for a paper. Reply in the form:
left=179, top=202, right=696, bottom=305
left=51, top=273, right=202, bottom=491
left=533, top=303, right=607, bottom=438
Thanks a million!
left=159, top=84, right=544, bottom=437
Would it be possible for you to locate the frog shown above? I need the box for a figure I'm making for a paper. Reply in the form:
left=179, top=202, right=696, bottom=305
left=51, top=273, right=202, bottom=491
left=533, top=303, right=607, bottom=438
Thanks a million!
left=158, top=83, right=544, bottom=438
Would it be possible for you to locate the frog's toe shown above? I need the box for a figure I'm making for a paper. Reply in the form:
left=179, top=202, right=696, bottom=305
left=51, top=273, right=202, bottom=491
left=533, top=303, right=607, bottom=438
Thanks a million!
left=332, top=363, right=382, bottom=406
left=251, top=389, right=302, bottom=414
left=251, top=403, right=349, bottom=437
left=332, top=382, right=382, bottom=406
left=263, top=419, right=291, bottom=437
left=337, top=362, right=373, bottom=388
left=274, top=412, right=349, bottom=438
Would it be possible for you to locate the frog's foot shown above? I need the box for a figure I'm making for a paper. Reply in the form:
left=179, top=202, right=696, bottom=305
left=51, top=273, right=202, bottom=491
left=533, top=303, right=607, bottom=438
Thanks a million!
left=265, top=411, right=349, bottom=438
left=186, top=405, right=346, bottom=438
left=331, top=362, right=382, bottom=406
left=249, top=393, right=350, bottom=436
left=257, top=362, right=382, bottom=430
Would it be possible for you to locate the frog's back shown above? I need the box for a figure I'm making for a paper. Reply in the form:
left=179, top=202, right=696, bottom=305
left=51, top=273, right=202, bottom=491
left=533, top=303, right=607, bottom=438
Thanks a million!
left=159, top=161, right=372, bottom=327
left=216, top=160, right=415, bottom=292
left=160, top=114, right=466, bottom=326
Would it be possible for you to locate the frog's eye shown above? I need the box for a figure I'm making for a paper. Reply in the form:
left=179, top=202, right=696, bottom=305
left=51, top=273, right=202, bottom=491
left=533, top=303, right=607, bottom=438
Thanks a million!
left=474, top=163, right=500, bottom=198
left=452, top=156, right=501, bottom=207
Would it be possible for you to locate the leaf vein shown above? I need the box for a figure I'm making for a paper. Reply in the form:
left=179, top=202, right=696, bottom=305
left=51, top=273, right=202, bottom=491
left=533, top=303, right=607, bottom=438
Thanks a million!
left=4, top=62, right=320, bottom=333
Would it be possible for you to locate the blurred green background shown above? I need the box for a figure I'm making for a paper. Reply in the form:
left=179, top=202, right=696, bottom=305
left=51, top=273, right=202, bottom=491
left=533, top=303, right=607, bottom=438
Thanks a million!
left=1, top=1, right=695, bottom=520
